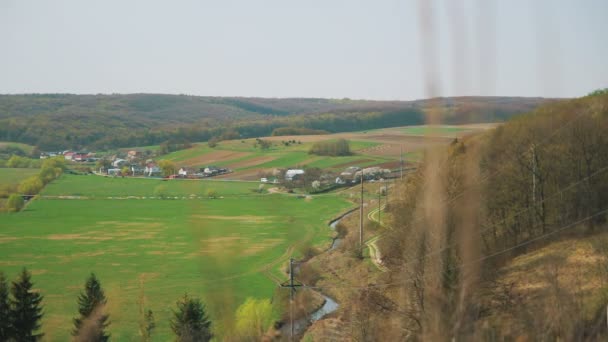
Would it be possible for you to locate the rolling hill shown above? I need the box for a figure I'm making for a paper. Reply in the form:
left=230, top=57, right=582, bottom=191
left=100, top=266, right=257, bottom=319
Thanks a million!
left=0, top=94, right=553, bottom=150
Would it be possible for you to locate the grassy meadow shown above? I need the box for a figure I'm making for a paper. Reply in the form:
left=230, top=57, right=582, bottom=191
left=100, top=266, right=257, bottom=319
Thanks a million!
left=0, top=174, right=352, bottom=340
left=0, top=168, right=41, bottom=186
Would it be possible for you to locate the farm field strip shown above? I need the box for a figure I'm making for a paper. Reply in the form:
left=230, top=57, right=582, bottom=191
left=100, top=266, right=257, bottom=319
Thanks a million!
left=160, top=125, right=484, bottom=175
left=0, top=168, right=41, bottom=186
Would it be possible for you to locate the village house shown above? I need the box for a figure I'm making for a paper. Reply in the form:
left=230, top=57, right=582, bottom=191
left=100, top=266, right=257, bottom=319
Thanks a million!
left=72, top=152, right=92, bottom=162
left=127, top=150, right=143, bottom=161
left=112, top=158, right=127, bottom=168
left=144, top=163, right=162, bottom=177
left=285, top=169, right=305, bottom=181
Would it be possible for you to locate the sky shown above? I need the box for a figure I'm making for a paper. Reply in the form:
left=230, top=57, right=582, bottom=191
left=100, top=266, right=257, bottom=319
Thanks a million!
left=0, top=0, right=606, bottom=100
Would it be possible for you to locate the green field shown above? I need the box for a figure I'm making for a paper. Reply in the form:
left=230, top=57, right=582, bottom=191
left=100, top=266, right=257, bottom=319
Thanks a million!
left=0, top=168, right=40, bottom=187
left=43, top=175, right=265, bottom=198
left=0, top=175, right=352, bottom=340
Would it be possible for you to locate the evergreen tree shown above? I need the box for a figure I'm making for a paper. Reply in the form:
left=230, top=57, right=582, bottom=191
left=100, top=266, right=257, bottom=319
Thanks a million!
left=10, top=268, right=44, bottom=341
left=72, top=273, right=110, bottom=342
left=141, top=309, right=155, bottom=342
left=171, top=294, right=213, bottom=342
left=0, top=272, right=11, bottom=341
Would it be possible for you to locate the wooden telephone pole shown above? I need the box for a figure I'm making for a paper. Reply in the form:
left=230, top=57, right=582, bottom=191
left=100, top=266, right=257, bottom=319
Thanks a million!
left=281, top=258, right=302, bottom=341
left=359, top=173, right=364, bottom=254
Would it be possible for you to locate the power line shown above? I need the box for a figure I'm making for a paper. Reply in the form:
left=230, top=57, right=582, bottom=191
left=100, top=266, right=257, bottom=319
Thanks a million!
left=367, top=108, right=594, bottom=259
left=303, top=207, right=608, bottom=291
left=315, top=162, right=608, bottom=278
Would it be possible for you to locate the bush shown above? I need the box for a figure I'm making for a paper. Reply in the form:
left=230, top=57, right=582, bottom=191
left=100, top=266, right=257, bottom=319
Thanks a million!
left=154, top=185, right=169, bottom=199
left=206, top=189, right=218, bottom=198
left=7, top=155, right=33, bottom=168
left=7, top=194, right=24, bottom=212
left=18, top=176, right=43, bottom=195
left=208, top=137, right=219, bottom=148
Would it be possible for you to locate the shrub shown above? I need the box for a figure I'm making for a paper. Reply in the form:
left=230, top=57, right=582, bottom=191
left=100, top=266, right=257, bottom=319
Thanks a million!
left=206, top=189, right=218, bottom=198
left=18, top=176, right=43, bottom=195
left=7, top=194, right=24, bottom=212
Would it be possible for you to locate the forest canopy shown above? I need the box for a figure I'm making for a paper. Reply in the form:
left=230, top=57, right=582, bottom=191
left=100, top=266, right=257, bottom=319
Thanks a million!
left=0, top=94, right=550, bottom=150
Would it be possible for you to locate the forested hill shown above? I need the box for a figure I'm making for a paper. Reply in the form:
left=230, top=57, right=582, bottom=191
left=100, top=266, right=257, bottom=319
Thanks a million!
left=0, top=94, right=552, bottom=150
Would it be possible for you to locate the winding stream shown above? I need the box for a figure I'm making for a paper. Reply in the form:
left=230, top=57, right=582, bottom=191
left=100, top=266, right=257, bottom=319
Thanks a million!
left=283, top=208, right=358, bottom=338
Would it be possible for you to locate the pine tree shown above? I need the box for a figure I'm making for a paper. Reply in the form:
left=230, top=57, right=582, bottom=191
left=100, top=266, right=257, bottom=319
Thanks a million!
left=171, top=294, right=213, bottom=342
left=0, top=272, right=12, bottom=341
left=10, top=268, right=44, bottom=341
left=141, top=309, right=155, bottom=342
left=72, top=273, right=110, bottom=342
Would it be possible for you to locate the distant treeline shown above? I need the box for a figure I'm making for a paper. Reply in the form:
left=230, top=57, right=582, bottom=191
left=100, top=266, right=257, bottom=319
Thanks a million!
left=271, top=127, right=328, bottom=136
left=0, top=94, right=550, bottom=150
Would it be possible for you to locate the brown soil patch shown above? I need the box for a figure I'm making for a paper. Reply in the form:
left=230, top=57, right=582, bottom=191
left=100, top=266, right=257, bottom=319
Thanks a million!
left=264, top=135, right=342, bottom=143
left=30, top=269, right=48, bottom=275
left=116, top=252, right=138, bottom=257
left=179, top=150, right=251, bottom=167
left=214, top=168, right=271, bottom=181
left=241, top=239, right=284, bottom=256
left=330, top=159, right=375, bottom=169
left=358, top=138, right=449, bottom=157
left=146, top=251, right=183, bottom=255
left=58, top=251, right=106, bottom=263
left=375, top=160, right=402, bottom=169
left=47, top=234, right=87, bottom=240
left=226, top=155, right=276, bottom=169
left=192, top=214, right=273, bottom=223
left=0, top=236, right=19, bottom=243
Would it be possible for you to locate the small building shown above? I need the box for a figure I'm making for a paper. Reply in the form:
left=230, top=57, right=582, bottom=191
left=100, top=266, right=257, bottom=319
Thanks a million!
left=73, top=152, right=90, bottom=162
left=112, top=159, right=127, bottom=168
left=285, top=169, right=305, bottom=181
left=178, top=168, right=188, bottom=176
left=64, top=152, right=75, bottom=161
left=144, top=163, right=162, bottom=177
left=107, top=168, right=121, bottom=176
left=203, top=166, right=220, bottom=175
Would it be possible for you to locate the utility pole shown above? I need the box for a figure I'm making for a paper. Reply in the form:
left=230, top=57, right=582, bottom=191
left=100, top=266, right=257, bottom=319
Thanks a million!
left=532, top=145, right=537, bottom=206
left=378, top=184, right=381, bottom=225
left=359, top=173, right=364, bottom=254
left=281, top=258, right=302, bottom=341
left=400, top=145, right=404, bottom=180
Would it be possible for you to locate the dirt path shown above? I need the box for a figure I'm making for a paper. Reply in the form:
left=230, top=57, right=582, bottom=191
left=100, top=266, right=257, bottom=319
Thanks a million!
left=366, top=205, right=389, bottom=272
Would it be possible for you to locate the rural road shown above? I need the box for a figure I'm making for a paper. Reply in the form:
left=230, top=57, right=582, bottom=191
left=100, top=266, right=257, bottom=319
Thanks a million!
left=366, top=205, right=389, bottom=272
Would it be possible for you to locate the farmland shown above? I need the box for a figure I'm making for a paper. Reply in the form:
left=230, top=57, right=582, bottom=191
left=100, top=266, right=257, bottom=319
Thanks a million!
left=0, top=124, right=495, bottom=340
left=0, top=168, right=40, bottom=187
left=0, top=175, right=352, bottom=340
left=160, top=124, right=485, bottom=180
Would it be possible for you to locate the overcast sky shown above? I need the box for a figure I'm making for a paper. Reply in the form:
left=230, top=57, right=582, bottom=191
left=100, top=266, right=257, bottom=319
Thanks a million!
left=1, top=0, right=606, bottom=100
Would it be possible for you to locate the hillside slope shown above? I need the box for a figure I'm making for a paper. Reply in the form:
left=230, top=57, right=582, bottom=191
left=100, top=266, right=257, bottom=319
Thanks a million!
left=297, top=92, right=608, bottom=341
left=0, top=94, right=551, bottom=149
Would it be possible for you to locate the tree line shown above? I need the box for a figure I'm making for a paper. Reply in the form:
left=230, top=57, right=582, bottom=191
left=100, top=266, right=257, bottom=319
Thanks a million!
left=0, top=269, right=214, bottom=342
left=0, top=94, right=548, bottom=150
left=308, top=139, right=351, bottom=156
left=2, top=157, right=66, bottom=212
